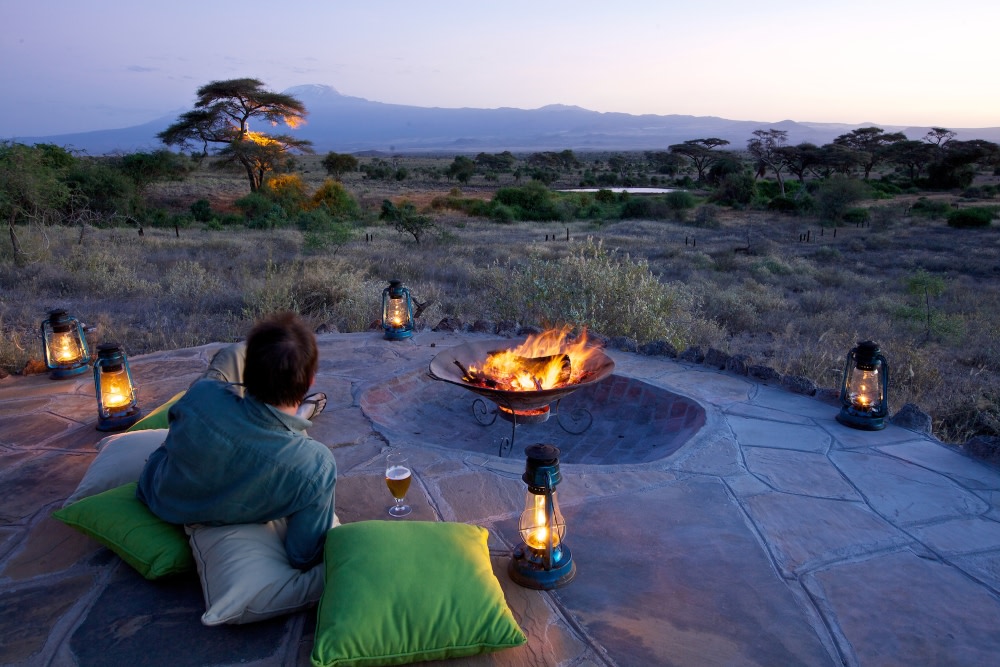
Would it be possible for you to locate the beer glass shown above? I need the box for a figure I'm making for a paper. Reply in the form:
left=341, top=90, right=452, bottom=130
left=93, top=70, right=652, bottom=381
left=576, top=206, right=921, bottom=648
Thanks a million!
left=385, top=451, right=412, bottom=517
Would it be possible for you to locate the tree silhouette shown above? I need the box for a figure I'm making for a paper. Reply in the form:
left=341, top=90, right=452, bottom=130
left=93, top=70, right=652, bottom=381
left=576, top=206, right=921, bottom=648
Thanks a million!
left=158, top=78, right=313, bottom=192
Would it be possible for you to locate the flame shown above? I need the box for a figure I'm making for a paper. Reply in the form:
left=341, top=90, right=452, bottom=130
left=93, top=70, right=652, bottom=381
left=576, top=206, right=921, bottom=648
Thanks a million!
left=100, top=368, right=134, bottom=410
left=464, top=327, right=601, bottom=392
left=527, top=494, right=551, bottom=548
left=50, top=331, right=82, bottom=363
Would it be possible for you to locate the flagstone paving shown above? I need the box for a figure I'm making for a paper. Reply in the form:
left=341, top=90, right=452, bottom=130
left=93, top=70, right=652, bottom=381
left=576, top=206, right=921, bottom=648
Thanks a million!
left=2, top=330, right=1000, bottom=666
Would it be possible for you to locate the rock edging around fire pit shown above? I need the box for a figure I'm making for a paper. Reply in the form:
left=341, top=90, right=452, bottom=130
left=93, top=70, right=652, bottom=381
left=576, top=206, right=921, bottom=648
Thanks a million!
left=361, top=368, right=706, bottom=466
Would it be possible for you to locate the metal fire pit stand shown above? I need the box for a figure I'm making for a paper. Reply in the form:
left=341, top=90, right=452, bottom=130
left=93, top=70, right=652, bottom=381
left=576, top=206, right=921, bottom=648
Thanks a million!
left=471, top=397, right=593, bottom=457
left=427, top=338, right=614, bottom=459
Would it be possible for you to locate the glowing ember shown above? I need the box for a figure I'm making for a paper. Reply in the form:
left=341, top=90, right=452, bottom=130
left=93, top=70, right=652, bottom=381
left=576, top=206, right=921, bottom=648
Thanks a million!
left=458, top=327, right=601, bottom=392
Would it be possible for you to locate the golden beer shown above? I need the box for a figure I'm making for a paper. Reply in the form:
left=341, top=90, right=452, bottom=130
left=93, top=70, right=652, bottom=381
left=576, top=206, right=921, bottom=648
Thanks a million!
left=385, top=465, right=412, bottom=499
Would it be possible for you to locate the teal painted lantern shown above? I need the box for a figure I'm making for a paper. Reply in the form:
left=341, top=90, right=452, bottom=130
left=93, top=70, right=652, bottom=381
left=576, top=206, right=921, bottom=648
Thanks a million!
left=837, top=340, right=889, bottom=431
left=381, top=279, right=414, bottom=340
left=41, top=309, right=90, bottom=379
left=94, top=343, right=142, bottom=431
left=509, top=444, right=576, bottom=590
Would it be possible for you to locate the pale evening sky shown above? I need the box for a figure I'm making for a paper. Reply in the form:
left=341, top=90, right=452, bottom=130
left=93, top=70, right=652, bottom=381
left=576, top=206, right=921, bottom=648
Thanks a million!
left=2, top=0, right=998, bottom=138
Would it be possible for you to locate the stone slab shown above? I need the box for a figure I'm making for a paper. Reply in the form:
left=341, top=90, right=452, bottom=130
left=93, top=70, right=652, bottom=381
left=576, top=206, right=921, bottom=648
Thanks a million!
left=746, top=385, right=840, bottom=421
left=744, top=447, right=860, bottom=500
left=503, top=478, right=835, bottom=666
left=69, top=568, right=296, bottom=667
left=726, top=415, right=830, bottom=453
left=0, top=573, right=93, bottom=664
left=741, top=492, right=909, bottom=576
left=806, top=550, right=1000, bottom=666
left=831, top=450, right=989, bottom=526
left=878, top=440, right=1000, bottom=491
left=910, top=517, right=1000, bottom=556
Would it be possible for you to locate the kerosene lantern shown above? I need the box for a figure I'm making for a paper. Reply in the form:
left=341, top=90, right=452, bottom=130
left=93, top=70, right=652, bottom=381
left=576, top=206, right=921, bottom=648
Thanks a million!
left=40, top=309, right=90, bottom=379
left=94, top=343, right=142, bottom=431
left=509, top=444, right=576, bottom=590
left=381, top=279, right=414, bottom=340
left=837, top=340, right=889, bottom=431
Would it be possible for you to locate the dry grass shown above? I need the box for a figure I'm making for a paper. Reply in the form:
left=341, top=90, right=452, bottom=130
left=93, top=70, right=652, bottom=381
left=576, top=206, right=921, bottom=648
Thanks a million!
left=4, top=158, right=1000, bottom=444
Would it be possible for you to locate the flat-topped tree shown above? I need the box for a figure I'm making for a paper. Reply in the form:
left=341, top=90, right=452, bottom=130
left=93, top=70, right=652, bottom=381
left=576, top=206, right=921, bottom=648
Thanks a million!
left=832, top=126, right=906, bottom=180
left=668, top=138, right=730, bottom=182
left=158, top=78, right=313, bottom=192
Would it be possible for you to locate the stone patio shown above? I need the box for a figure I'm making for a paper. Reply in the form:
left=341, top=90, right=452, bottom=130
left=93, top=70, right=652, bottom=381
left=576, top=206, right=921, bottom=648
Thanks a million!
left=2, top=330, right=1000, bottom=666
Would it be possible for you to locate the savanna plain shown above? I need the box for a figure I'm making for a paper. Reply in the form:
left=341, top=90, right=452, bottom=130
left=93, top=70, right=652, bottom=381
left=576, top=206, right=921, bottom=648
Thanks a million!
left=3, top=153, right=999, bottom=447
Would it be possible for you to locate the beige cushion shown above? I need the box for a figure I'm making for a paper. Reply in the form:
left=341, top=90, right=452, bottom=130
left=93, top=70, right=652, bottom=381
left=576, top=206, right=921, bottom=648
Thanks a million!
left=65, top=429, right=168, bottom=506
left=186, top=514, right=340, bottom=626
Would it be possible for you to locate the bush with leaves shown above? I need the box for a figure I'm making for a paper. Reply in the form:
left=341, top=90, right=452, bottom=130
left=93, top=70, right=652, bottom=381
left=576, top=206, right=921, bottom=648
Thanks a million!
left=321, top=152, right=359, bottom=179
left=482, top=238, right=709, bottom=348
left=947, top=206, right=995, bottom=228
left=296, top=208, right=354, bottom=253
left=190, top=199, right=213, bottom=222
left=379, top=200, right=435, bottom=244
left=493, top=182, right=562, bottom=221
left=710, top=171, right=756, bottom=207
left=63, top=160, right=139, bottom=216
left=814, top=176, right=871, bottom=222
left=310, top=179, right=360, bottom=219
left=910, top=198, right=951, bottom=218
left=262, top=173, right=308, bottom=216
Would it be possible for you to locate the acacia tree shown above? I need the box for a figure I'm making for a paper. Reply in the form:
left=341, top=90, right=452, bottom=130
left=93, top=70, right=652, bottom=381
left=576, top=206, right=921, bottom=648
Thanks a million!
left=0, top=142, right=73, bottom=261
left=746, top=129, right=789, bottom=196
left=779, top=143, right=821, bottom=183
left=321, top=152, right=359, bottom=180
left=668, top=138, right=730, bottom=181
left=832, top=126, right=906, bottom=180
left=923, top=127, right=956, bottom=147
left=157, top=78, right=313, bottom=192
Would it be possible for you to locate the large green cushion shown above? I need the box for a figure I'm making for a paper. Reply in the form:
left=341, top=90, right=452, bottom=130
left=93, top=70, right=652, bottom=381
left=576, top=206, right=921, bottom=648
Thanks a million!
left=127, top=390, right=186, bottom=432
left=311, top=520, right=526, bottom=667
left=52, top=482, right=193, bottom=579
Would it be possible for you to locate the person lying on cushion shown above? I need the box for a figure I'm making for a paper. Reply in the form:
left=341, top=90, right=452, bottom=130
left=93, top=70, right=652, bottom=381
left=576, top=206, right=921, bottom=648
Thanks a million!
left=137, top=311, right=336, bottom=570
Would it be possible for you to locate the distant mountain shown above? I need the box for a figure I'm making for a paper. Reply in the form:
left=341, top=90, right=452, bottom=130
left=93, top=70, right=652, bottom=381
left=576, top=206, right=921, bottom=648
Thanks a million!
left=8, top=84, right=1000, bottom=154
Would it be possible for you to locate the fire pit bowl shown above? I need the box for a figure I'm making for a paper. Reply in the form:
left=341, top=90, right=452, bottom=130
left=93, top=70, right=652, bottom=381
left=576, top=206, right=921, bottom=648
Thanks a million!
left=428, top=338, right=616, bottom=412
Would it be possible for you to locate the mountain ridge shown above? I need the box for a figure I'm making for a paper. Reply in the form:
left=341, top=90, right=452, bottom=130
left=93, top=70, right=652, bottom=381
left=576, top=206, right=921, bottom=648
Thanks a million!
left=8, top=84, right=1000, bottom=155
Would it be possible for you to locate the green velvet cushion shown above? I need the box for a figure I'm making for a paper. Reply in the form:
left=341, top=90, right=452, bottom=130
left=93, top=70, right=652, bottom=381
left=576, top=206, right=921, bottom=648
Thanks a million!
left=127, top=390, right=186, bottom=432
left=52, top=482, right=194, bottom=580
left=311, top=520, right=526, bottom=667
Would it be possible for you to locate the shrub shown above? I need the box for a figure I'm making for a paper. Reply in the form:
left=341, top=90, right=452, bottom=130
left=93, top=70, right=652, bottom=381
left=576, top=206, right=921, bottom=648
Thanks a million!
left=910, top=198, right=951, bottom=218
left=814, top=176, right=871, bottom=222
left=310, top=179, right=361, bottom=219
left=947, top=207, right=995, bottom=228
left=621, top=198, right=654, bottom=219
left=868, top=180, right=902, bottom=197
left=493, top=182, right=562, bottom=221
left=693, top=204, right=721, bottom=228
left=263, top=173, right=308, bottom=215
left=63, top=161, right=139, bottom=216
left=767, top=196, right=799, bottom=213
left=490, top=203, right=516, bottom=223
left=482, top=238, right=707, bottom=348
left=843, top=208, right=871, bottom=225
left=190, top=199, right=213, bottom=222
left=711, top=172, right=755, bottom=207
left=233, top=192, right=274, bottom=226
left=595, top=188, right=616, bottom=203
left=664, top=191, right=696, bottom=212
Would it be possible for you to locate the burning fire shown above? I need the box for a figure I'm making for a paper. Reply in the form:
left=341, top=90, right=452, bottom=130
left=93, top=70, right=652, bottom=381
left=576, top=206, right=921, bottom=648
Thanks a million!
left=458, top=327, right=601, bottom=392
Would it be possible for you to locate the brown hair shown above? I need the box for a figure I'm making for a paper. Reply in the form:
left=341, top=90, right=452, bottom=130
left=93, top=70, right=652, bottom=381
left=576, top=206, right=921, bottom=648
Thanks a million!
left=243, top=312, right=318, bottom=407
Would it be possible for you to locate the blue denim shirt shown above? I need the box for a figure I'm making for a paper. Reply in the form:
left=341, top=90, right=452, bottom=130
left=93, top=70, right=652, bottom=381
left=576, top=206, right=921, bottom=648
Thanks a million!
left=137, top=378, right=336, bottom=569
